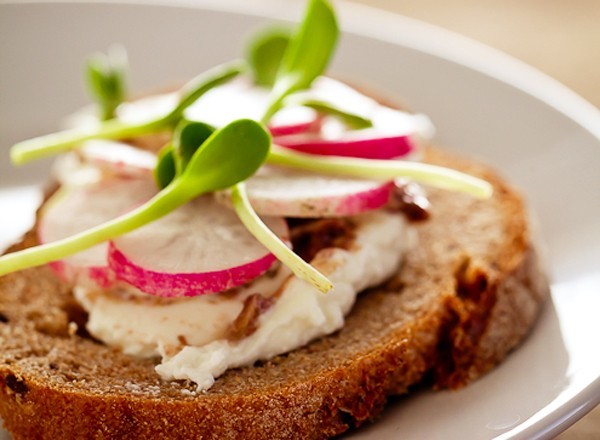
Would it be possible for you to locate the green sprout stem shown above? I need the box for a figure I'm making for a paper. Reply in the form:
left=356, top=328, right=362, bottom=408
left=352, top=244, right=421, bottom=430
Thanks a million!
left=10, top=61, right=245, bottom=166
left=268, top=145, right=493, bottom=199
left=231, top=183, right=333, bottom=293
left=297, top=98, right=372, bottom=129
left=11, top=117, right=166, bottom=165
left=261, top=92, right=287, bottom=125
left=170, top=60, right=246, bottom=120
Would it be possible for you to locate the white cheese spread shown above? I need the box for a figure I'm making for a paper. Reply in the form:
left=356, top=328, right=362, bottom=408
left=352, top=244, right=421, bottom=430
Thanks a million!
left=76, top=210, right=412, bottom=390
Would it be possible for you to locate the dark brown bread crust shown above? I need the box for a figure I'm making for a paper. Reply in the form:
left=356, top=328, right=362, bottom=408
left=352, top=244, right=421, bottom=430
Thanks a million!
left=0, top=147, right=549, bottom=439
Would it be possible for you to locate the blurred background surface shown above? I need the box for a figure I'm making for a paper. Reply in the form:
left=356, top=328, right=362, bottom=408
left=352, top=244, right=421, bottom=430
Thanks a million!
left=346, top=0, right=600, bottom=108
left=344, top=1, right=599, bottom=438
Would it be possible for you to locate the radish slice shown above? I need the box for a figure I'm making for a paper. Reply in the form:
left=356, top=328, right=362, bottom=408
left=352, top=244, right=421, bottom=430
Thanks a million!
left=108, top=196, right=289, bottom=297
left=80, top=140, right=158, bottom=176
left=216, top=167, right=394, bottom=218
left=274, top=107, right=432, bottom=160
left=116, top=78, right=320, bottom=136
left=38, top=177, right=158, bottom=287
left=183, top=78, right=320, bottom=134
left=268, top=107, right=321, bottom=137
left=52, top=152, right=103, bottom=187
left=304, top=77, right=380, bottom=115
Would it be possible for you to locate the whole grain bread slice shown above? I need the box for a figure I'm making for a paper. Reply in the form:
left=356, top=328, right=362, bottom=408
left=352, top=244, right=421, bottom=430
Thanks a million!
left=0, top=147, right=549, bottom=440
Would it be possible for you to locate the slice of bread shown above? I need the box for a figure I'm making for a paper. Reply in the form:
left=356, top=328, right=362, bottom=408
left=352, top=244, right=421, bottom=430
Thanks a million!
left=0, top=146, right=549, bottom=439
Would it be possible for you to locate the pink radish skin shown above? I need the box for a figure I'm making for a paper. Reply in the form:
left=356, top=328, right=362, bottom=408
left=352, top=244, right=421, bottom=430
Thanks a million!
left=269, top=117, right=321, bottom=137
left=268, top=108, right=322, bottom=137
left=108, top=196, right=289, bottom=298
left=216, top=167, right=395, bottom=218
left=109, top=243, right=278, bottom=298
left=274, top=106, right=431, bottom=160
left=275, top=131, right=416, bottom=160
left=38, top=177, right=157, bottom=287
left=48, top=260, right=115, bottom=289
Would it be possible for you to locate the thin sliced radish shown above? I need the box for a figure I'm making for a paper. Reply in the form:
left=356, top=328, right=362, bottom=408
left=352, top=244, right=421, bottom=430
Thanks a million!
left=38, top=177, right=157, bottom=287
left=52, top=152, right=103, bottom=187
left=274, top=107, right=432, bottom=160
left=108, top=196, right=289, bottom=297
left=216, top=167, right=395, bottom=218
left=269, top=107, right=321, bottom=137
left=80, top=140, right=158, bottom=176
left=116, top=77, right=320, bottom=136
left=184, top=77, right=320, bottom=135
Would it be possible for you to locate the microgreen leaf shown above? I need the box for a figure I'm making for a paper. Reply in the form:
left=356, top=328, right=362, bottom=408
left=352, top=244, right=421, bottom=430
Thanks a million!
left=293, top=98, right=373, bottom=129
left=247, top=27, right=291, bottom=87
left=154, top=144, right=176, bottom=189
left=10, top=61, right=245, bottom=166
left=262, top=0, right=339, bottom=123
left=85, top=45, right=128, bottom=121
left=173, top=120, right=215, bottom=172
left=0, top=120, right=271, bottom=276
left=179, top=119, right=271, bottom=192
left=231, top=183, right=333, bottom=293
left=268, top=145, right=493, bottom=199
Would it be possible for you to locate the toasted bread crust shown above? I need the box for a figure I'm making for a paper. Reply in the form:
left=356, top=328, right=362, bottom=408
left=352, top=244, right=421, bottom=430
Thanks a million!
left=0, top=147, right=549, bottom=439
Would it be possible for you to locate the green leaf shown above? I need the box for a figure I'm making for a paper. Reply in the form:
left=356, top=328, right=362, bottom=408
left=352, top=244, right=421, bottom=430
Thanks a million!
left=0, top=120, right=271, bottom=276
left=247, top=27, right=291, bottom=87
left=85, top=45, right=128, bottom=121
left=154, top=144, right=176, bottom=189
left=178, top=119, right=271, bottom=193
left=173, top=120, right=215, bottom=172
left=262, top=0, right=339, bottom=122
left=277, top=0, right=338, bottom=92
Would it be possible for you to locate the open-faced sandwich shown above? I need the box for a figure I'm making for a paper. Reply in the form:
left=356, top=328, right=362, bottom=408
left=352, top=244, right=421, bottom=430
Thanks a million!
left=0, top=1, right=550, bottom=438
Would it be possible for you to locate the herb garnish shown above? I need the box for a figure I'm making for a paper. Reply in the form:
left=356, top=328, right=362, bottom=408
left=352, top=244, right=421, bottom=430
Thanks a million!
left=0, top=0, right=493, bottom=292
left=85, top=45, right=128, bottom=121
left=261, top=0, right=339, bottom=124
left=292, top=98, right=373, bottom=129
left=0, top=120, right=269, bottom=276
left=247, top=28, right=291, bottom=87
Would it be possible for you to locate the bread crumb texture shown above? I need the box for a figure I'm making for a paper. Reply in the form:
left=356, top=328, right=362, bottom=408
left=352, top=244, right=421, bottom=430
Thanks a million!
left=0, top=147, right=549, bottom=439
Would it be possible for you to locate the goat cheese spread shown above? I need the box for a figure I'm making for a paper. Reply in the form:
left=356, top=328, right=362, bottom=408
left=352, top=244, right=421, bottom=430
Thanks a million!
left=75, top=210, right=412, bottom=390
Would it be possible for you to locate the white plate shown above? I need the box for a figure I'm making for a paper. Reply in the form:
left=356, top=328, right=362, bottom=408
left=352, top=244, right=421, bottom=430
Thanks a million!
left=1, top=1, right=599, bottom=439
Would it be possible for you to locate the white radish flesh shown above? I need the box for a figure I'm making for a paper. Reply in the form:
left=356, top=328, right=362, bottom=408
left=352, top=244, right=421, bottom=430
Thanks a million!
left=80, top=140, right=158, bottom=176
left=216, top=167, right=394, bottom=218
left=117, top=78, right=320, bottom=136
left=38, top=177, right=158, bottom=287
left=269, top=107, right=321, bottom=137
left=108, top=196, right=289, bottom=298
